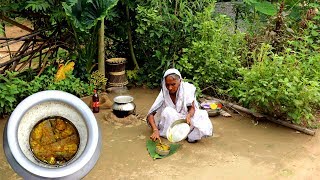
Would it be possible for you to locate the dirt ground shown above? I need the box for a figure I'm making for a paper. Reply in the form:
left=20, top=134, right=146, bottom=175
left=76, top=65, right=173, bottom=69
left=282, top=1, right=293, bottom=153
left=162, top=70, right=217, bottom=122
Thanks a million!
left=1, top=87, right=320, bottom=180
left=0, top=21, right=31, bottom=62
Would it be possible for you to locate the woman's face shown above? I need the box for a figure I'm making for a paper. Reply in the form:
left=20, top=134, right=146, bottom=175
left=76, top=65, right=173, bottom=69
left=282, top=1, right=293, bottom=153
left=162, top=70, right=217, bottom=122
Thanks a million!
left=165, top=75, right=181, bottom=95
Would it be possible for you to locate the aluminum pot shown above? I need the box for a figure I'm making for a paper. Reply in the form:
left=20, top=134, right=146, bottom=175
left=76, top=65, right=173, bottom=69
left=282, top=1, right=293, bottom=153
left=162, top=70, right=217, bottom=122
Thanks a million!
left=112, top=95, right=136, bottom=118
left=3, top=90, right=101, bottom=179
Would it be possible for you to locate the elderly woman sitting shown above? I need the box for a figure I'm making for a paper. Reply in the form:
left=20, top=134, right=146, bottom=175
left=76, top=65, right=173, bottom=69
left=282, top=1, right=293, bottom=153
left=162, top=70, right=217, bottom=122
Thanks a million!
left=147, top=68, right=213, bottom=143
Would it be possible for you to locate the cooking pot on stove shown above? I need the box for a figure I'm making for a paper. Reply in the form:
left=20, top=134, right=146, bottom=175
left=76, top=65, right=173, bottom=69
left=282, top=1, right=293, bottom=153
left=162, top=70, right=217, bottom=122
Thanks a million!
left=112, top=95, right=135, bottom=118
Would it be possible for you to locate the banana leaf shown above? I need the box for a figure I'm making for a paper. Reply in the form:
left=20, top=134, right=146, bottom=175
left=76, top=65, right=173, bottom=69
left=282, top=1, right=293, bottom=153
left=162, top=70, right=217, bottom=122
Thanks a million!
left=62, top=0, right=119, bottom=32
left=146, top=139, right=181, bottom=160
left=254, top=1, right=277, bottom=16
left=243, top=0, right=277, bottom=16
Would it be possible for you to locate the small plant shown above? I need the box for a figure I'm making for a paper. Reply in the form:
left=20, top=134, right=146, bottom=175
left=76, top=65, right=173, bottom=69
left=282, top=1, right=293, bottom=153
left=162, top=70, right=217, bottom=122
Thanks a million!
left=0, top=71, right=28, bottom=115
left=89, top=70, right=107, bottom=92
left=126, top=69, right=138, bottom=84
left=24, top=0, right=51, bottom=12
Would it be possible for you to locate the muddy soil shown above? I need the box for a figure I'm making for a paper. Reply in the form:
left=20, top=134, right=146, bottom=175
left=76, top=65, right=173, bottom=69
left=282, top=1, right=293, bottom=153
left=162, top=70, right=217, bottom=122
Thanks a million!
left=1, top=87, right=320, bottom=180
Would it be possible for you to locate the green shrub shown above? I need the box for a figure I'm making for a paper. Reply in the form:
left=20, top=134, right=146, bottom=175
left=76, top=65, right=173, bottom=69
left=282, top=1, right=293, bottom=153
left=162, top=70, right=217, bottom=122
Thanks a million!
left=0, top=67, right=94, bottom=116
left=134, top=0, right=214, bottom=87
left=35, top=66, right=94, bottom=97
left=0, top=71, right=29, bottom=115
left=228, top=1, right=320, bottom=126
left=230, top=43, right=320, bottom=126
left=89, top=70, right=107, bottom=93
left=178, top=10, right=247, bottom=93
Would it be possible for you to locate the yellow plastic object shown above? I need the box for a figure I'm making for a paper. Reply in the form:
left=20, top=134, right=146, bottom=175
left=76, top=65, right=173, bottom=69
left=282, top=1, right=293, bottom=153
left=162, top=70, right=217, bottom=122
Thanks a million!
left=210, top=103, right=218, bottom=110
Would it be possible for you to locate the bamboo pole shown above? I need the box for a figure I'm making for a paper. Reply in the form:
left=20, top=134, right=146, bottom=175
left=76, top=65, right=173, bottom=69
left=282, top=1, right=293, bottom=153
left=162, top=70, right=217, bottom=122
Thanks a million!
left=0, top=43, right=49, bottom=68
left=98, top=20, right=105, bottom=78
left=37, top=49, right=52, bottom=76
left=2, top=23, right=13, bottom=58
left=0, top=14, right=33, bottom=32
left=265, top=116, right=315, bottom=136
left=204, top=95, right=316, bottom=136
left=0, top=31, right=40, bottom=48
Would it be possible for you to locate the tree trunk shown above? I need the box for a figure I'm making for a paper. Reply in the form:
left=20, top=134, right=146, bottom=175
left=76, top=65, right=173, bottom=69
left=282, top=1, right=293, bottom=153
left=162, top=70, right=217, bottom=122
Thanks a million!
left=126, top=5, right=139, bottom=70
left=98, top=20, right=105, bottom=79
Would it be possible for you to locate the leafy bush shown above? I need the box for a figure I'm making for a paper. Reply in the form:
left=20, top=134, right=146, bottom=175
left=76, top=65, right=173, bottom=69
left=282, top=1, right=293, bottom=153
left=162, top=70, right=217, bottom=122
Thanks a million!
left=228, top=1, right=320, bottom=126
left=134, top=0, right=214, bottom=87
left=0, top=71, right=29, bottom=115
left=230, top=42, right=320, bottom=126
left=0, top=67, right=94, bottom=116
left=35, top=66, right=94, bottom=97
left=178, top=7, right=246, bottom=93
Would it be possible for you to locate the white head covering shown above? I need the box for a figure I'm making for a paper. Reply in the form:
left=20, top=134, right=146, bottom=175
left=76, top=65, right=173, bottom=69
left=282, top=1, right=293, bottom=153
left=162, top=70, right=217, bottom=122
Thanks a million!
left=163, top=68, right=182, bottom=79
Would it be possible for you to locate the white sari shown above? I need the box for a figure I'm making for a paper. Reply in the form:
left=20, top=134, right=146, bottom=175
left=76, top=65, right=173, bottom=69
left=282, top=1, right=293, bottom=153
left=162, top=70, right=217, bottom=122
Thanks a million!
left=148, top=68, right=213, bottom=141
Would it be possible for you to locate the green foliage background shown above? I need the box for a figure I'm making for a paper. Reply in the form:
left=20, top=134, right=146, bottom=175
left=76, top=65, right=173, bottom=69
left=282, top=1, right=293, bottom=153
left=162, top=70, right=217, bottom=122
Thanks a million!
left=178, top=9, right=246, bottom=92
left=1, top=0, right=320, bottom=126
left=0, top=68, right=94, bottom=115
left=229, top=1, right=320, bottom=126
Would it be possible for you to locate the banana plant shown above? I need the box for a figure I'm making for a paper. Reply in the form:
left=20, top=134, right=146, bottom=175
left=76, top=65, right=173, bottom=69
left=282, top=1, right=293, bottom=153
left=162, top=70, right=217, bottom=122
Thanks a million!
left=243, top=0, right=277, bottom=16
left=63, top=0, right=119, bottom=79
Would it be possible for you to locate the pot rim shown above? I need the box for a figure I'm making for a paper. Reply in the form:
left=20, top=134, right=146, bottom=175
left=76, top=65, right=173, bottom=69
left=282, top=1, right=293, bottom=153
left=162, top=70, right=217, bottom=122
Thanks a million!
left=113, top=95, right=134, bottom=104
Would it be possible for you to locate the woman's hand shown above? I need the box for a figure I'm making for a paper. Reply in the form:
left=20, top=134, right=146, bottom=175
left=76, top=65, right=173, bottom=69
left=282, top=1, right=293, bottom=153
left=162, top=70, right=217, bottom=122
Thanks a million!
left=148, top=113, right=160, bottom=141
left=186, top=101, right=195, bottom=125
left=186, top=114, right=191, bottom=125
left=150, top=129, right=160, bottom=141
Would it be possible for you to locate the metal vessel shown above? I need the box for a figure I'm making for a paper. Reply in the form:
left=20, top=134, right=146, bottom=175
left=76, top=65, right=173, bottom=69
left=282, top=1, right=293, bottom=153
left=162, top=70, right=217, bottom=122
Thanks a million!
left=112, top=95, right=136, bottom=118
left=3, top=90, right=101, bottom=179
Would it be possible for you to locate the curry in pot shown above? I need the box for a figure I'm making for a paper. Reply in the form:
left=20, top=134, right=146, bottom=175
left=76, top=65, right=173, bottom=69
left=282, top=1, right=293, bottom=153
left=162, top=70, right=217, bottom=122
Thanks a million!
left=29, top=116, right=80, bottom=166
